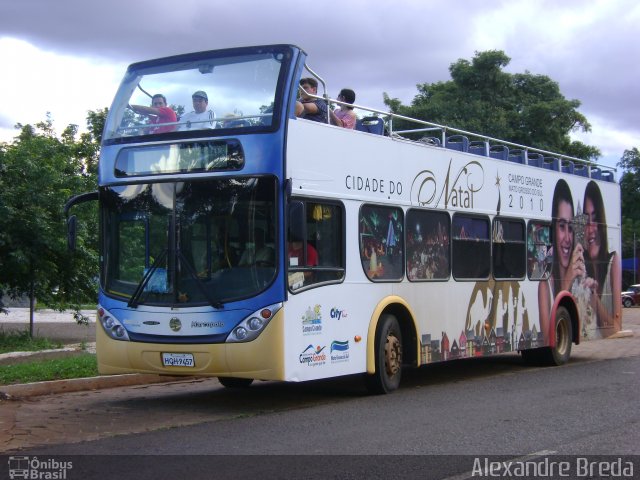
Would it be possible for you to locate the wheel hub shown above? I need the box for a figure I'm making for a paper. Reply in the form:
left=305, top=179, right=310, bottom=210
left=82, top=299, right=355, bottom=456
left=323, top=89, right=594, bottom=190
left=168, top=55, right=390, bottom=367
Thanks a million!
left=384, top=334, right=402, bottom=376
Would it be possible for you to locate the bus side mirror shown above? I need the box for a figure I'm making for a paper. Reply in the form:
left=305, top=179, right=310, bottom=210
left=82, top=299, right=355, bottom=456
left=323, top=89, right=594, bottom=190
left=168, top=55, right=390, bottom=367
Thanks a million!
left=67, top=215, right=77, bottom=252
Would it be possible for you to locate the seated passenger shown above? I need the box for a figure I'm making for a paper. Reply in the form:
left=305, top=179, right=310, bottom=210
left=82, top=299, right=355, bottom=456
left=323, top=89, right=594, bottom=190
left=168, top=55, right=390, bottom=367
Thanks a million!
left=330, top=88, right=357, bottom=129
left=179, top=90, right=216, bottom=131
left=239, top=230, right=275, bottom=267
left=296, top=78, right=328, bottom=123
left=288, top=238, right=318, bottom=289
left=288, top=239, right=318, bottom=268
left=130, top=94, right=177, bottom=134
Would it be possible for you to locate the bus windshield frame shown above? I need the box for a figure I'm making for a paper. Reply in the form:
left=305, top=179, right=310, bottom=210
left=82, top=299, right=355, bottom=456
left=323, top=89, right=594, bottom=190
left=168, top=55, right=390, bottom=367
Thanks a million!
left=103, top=45, right=294, bottom=144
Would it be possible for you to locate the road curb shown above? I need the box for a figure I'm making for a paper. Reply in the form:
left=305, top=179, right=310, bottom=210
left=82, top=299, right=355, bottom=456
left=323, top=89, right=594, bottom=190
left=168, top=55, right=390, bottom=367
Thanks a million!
left=0, top=374, right=194, bottom=399
left=607, top=329, right=634, bottom=339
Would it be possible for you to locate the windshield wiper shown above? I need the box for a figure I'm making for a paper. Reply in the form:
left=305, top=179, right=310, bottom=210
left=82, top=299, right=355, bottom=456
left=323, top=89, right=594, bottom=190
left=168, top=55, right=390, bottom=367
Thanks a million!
left=128, top=249, right=168, bottom=308
left=177, top=250, right=224, bottom=309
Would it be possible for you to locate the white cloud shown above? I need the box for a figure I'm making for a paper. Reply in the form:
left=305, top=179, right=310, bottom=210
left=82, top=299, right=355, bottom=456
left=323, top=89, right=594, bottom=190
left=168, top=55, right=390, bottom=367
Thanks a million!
left=0, top=37, right=124, bottom=141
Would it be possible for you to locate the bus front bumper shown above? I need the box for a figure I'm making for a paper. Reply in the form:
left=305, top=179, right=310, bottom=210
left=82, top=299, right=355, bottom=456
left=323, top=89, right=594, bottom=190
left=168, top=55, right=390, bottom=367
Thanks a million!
left=96, top=310, right=285, bottom=381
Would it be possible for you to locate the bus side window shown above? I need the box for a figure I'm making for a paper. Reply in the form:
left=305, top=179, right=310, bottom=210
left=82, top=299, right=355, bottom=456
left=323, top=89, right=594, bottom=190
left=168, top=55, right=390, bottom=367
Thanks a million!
left=288, top=199, right=344, bottom=291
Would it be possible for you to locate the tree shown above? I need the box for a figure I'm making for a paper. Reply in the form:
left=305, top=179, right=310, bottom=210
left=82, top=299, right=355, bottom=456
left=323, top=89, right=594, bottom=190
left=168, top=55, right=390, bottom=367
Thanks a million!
left=0, top=111, right=102, bottom=332
left=618, top=147, right=640, bottom=283
left=384, top=50, right=600, bottom=160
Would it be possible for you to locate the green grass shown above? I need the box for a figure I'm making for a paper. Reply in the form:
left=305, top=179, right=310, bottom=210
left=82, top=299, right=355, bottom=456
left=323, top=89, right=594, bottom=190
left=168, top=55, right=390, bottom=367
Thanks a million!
left=0, top=330, right=63, bottom=354
left=0, top=354, right=98, bottom=385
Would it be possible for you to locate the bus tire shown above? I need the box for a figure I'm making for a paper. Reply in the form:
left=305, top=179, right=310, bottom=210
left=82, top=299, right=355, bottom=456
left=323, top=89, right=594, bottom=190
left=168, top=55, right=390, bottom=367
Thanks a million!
left=218, top=377, right=254, bottom=388
left=521, top=307, right=573, bottom=366
left=542, top=306, right=572, bottom=366
left=365, top=314, right=403, bottom=394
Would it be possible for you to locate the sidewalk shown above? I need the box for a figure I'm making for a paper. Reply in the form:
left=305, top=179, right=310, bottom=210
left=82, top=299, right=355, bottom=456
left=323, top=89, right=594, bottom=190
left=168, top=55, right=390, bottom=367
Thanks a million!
left=0, top=308, right=96, bottom=344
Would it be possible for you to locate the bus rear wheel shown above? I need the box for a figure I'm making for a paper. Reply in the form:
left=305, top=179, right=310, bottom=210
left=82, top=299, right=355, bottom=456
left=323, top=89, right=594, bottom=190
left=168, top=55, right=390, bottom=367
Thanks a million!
left=543, top=306, right=572, bottom=366
left=523, top=306, right=572, bottom=366
left=218, top=377, right=254, bottom=388
left=365, top=314, right=403, bottom=394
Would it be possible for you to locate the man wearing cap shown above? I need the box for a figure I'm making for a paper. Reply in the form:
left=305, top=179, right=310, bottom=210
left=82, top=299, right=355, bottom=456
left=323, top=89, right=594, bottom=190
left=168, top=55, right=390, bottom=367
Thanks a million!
left=179, top=90, right=216, bottom=131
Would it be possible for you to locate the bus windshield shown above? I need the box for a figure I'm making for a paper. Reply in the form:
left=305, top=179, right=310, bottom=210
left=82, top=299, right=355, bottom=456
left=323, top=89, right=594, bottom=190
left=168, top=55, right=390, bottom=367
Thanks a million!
left=102, top=177, right=277, bottom=307
left=104, top=47, right=290, bottom=141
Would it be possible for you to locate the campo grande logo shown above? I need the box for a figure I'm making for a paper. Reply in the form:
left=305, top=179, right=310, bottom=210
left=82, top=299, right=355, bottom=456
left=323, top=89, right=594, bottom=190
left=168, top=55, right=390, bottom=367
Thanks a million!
left=299, top=345, right=326, bottom=367
left=301, top=304, right=322, bottom=335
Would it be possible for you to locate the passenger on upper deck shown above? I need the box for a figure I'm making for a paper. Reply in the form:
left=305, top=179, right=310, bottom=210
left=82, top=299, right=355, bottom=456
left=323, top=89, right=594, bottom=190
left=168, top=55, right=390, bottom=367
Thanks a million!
left=330, top=88, right=356, bottom=129
left=130, top=94, right=177, bottom=134
left=296, top=78, right=328, bottom=123
left=179, top=90, right=216, bottom=131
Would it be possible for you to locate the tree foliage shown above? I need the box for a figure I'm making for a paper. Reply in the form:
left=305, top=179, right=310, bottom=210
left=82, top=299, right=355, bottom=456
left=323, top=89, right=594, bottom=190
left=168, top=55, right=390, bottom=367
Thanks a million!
left=0, top=112, right=103, bottom=320
left=618, top=147, right=640, bottom=267
left=384, top=50, right=600, bottom=160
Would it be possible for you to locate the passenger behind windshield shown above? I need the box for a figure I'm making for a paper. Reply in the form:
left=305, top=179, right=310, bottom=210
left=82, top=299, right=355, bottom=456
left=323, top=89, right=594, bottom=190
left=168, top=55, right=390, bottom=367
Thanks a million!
left=130, top=94, right=177, bottom=134
left=179, top=90, right=216, bottom=131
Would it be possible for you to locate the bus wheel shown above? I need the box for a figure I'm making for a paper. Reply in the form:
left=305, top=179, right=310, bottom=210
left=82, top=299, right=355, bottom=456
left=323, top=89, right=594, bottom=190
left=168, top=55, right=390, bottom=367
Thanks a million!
left=365, top=314, right=403, bottom=394
left=218, top=377, right=254, bottom=388
left=544, top=306, right=572, bottom=365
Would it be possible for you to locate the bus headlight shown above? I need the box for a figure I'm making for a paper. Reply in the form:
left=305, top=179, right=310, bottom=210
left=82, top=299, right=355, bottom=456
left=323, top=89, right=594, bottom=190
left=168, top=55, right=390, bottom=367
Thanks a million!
left=248, top=317, right=264, bottom=331
left=98, top=306, right=130, bottom=342
left=226, top=302, right=282, bottom=343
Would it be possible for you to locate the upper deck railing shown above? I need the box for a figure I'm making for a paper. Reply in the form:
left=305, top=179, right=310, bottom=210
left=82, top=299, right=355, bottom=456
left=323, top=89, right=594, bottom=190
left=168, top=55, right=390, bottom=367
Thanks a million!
left=300, top=67, right=616, bottom=183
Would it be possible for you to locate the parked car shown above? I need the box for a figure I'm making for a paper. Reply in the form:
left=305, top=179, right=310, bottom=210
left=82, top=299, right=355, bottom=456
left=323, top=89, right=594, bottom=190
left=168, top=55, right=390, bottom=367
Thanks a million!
left=622, top=284, right=640, bottom=307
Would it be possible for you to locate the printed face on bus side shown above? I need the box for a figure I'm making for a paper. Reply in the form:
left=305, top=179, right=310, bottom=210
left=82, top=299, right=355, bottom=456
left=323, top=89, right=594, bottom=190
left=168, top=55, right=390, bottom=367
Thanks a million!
left=556, top=200, right=574, bottom=270
left=583, top=196, right=600, bottom=260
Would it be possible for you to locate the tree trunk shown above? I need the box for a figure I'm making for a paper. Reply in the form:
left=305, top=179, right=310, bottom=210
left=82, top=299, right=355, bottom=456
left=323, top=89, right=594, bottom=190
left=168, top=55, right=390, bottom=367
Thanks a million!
left=29, top=278, right=35, bottom=338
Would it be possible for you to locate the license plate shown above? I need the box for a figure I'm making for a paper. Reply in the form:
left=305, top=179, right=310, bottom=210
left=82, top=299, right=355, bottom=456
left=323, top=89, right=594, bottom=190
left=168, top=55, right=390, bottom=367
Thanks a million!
left=161, top=353, right=195, bottom=367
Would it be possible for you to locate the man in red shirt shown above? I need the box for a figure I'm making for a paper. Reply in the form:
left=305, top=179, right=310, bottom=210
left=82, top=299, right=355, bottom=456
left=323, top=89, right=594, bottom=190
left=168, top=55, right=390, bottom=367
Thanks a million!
left=131, top=94, right=177, bottom=134
left=288, top=240, right=318, bottom=267
left=288, top=239, right=318, bottom=288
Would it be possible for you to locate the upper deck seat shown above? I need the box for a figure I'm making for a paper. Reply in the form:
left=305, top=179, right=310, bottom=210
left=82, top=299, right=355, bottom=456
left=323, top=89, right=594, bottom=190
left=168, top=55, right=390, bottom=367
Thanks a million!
left=527, top=152, right=544, bottom=168
left=356, top=117, right=385, bottom=135
left=489, top=144, right=509, bottom=160
left=469, top=141, right=488, bottom=156
left=590, top=167, right=602, bottom=180
left=561, top=160, right=574, bottom=174
left=541, top=156, right=559, bottom=170
left=574, top=164, right=588, bottom=177
left=507, top=148, right=527, bottom=164
left=445, top=135, right=469, bottom=152
left=601, top=171, right=614, bottom=182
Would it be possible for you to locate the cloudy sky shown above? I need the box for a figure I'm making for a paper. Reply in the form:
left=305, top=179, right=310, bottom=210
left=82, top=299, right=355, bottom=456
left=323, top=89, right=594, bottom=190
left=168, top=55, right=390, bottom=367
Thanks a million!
left=0, top=0, right=638, bottom=169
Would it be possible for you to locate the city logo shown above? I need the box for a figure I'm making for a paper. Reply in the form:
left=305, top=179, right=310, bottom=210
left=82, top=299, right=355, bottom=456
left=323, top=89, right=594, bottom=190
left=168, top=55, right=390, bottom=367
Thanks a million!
left=330, top=308, right=348, bottom=321
left=330, top=340, right=350, bottom=363
left=299, top=345, right=327, bottom=367
left=8, top=456, right=73, bottom=479
left=301, top=304, right=322, bottom=335
left=169, top=317, right=182, bottom=332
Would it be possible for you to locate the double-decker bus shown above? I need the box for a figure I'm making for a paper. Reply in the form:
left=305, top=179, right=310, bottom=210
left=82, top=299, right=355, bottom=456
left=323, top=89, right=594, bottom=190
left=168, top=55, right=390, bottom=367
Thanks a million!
left=66, top=44, right=621, bottom=393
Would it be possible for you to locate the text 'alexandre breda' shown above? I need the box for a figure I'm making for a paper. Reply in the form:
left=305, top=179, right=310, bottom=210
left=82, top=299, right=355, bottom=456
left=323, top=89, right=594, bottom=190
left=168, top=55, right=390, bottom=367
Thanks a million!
left=471, top=456, right=634, bottom=478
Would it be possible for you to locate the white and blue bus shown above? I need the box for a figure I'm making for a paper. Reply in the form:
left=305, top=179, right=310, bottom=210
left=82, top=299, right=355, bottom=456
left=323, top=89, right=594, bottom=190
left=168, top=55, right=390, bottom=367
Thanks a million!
left=66, top=44, right=621, bottom=393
